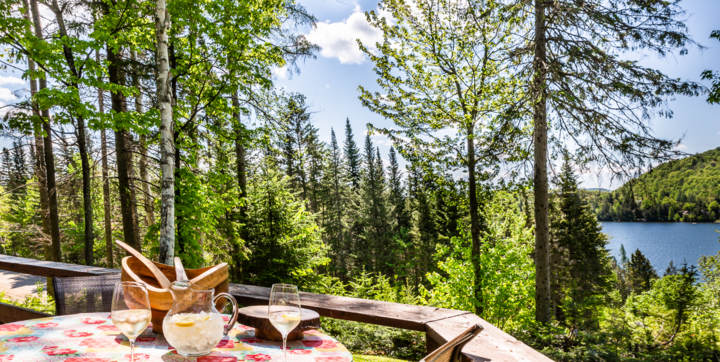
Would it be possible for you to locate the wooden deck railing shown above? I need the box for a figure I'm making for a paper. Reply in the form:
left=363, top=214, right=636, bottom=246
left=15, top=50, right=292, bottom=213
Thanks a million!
left=0, top=254, right=551, bottom=361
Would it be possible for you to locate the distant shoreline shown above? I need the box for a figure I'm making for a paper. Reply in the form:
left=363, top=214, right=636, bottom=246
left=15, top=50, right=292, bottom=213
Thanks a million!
left=599, top=220, right=720, bottom=224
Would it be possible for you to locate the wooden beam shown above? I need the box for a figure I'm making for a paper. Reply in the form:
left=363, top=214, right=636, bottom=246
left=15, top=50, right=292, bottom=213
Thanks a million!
left=0, top=302, right=51, bottom=324
left=425, top=313, right=552, bottom=362
left=230, top=284, right=468, bottom=331
left=0, top=254, right=116, bottom=277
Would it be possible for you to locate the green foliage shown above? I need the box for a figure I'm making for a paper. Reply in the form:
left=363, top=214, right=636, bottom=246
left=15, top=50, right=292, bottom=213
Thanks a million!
left=626, top=249, right=659, bottom=294
left=423, top=191, right=535, bottom=330
left=586, top=147, right=720, bottom=222
left=550, top=158, right=614, bottom=328
left=0, top=282, right=55, bottom=315
left=702, top=30, right=720, bottom=104
left=237, top=159, right=329, bottom=288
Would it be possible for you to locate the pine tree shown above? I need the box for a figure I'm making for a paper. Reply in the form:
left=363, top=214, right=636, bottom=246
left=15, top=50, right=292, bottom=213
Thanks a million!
left=343, top=119, right=361, bottom=189
left=627, top=249, right=658, bottom=293
left=321, top=129, right=347, bottom=275
left=356, top=135, right=392, bottom=274
left=550, top=157, right=613, bottom=327
left=528, top=0, right=701, bottom=323
left=388, top=147, right=409, bottom=234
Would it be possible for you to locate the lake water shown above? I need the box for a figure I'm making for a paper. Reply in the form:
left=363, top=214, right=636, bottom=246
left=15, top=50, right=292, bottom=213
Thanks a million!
left=601, top=222, right=720, bottom=273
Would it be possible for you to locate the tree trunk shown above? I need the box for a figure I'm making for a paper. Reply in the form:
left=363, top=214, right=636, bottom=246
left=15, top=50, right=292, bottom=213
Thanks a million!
left=127, top=51, right=142, bottom=243
left=533, top=0, right=552, bottom=324
left=97, top=48, right=113, bottom=267
left=107, top=43, right=140, bottom=251
left=231, top=93, right=247, bottom=202
left=30, top=0, right=61, bottom=262
left=50, top=0, right=95, bottom=264
left=155, top=0, right=175, bottom=265
left=77, top=116, right=94, bottom=265
left=21, top=0, right=49, bottom=239
left=466, top=132, right=483, bottom=316
left=231, top=92, right=246, bottom=280
left=131, top=51, right=154, bottom=229
left=139, top=134, right=154, bottom=227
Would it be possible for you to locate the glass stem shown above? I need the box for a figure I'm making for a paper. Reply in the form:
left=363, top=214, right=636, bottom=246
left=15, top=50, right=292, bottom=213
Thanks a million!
left=130, top=339, right=135, bottom=362
left=282, top=335, right=288, bottom=362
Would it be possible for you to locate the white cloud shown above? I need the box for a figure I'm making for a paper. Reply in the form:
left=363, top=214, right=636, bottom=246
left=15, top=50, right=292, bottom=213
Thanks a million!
left=0, top=87, right=17, bottom=102
left=674, top=143, right=688, bottom=151
left=0, top=76, right=24, bottom=86
left=305, top=5, right=383, bottom=64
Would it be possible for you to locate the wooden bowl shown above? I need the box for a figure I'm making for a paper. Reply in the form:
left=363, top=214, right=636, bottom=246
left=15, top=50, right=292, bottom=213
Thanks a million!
left=237, top=305, right=320, bottom=341
left=120, top=256, right=229, bottom=333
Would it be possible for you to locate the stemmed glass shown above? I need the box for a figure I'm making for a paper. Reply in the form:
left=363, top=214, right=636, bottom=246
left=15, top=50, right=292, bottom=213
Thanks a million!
left=268, top=283, right=302, bottom=362
left=111, top=281, right=152, bottom=362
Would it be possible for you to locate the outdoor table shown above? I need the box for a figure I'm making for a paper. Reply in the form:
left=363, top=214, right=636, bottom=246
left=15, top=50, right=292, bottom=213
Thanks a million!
left=0, top=312, right=353, bottom=361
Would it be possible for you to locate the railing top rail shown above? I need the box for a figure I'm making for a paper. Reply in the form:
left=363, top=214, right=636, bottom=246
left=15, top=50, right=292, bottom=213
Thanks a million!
left=230, top=284, right=468, bottom=331
left=0, top=254, right=551, bottom=361
left=0, top=254, right=117, bottom=277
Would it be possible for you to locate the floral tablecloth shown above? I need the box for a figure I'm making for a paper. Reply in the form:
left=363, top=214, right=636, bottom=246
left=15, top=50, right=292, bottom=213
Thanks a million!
left=0, top=312, right=352, bottom=361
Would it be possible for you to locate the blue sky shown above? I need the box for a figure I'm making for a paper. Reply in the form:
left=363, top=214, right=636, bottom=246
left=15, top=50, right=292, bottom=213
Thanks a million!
left=276, top=0, right=720, bottom=188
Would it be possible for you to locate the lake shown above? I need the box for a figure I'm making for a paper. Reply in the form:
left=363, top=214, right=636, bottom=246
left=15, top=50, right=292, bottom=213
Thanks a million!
left=601, top=222, right=720, bottom=273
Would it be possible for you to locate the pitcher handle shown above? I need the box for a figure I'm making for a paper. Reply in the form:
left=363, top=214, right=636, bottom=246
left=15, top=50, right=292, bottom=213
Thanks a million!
left=214, top=292, right=239, bottom=336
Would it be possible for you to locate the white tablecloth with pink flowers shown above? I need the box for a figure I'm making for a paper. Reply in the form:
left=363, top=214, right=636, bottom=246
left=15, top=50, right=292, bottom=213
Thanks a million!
left=0, top=312, right=352, bottom=361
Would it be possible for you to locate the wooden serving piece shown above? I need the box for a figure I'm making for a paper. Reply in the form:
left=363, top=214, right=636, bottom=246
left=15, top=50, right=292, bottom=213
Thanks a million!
left=115, top=240, right=171, bottom=289
left=174, top=257, right=188, bottom=282
left=237, top=305, right=320, bottom=341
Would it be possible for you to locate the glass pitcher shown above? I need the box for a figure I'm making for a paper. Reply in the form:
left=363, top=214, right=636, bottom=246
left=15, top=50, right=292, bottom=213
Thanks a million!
left=162, top=281, right=239, bottom=357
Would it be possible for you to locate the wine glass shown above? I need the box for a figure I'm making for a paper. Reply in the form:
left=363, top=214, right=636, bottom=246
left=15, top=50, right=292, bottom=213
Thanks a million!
left=111, top=281, right=151, bottom=362
left=268, top=283, right=301, bottom=362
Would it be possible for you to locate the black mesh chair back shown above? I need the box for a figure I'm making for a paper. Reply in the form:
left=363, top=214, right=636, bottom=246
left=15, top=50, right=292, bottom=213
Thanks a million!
left=52, top=273, right=122, bottom=315
left=420, top=324, right=483, bottom=362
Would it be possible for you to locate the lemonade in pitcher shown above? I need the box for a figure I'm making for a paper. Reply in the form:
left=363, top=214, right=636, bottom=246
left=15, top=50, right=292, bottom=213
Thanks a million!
left=162, top=282, right=238, bottom=357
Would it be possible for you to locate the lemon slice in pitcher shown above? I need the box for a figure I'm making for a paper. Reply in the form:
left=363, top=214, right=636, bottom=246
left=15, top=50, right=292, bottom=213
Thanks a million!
left=172, top=313, right=210, bottom=327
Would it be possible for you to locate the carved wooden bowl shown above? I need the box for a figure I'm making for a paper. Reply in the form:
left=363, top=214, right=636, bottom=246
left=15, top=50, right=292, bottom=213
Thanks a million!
left=120, top=256, right=229, bottom=333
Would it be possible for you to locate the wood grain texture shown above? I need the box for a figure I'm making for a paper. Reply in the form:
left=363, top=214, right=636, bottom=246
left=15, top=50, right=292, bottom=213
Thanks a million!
left=0, top=254, right=116, bottom=277
left=425, top=314, right=552, bottom=362
left=237, top=306, right=320, bottom=341
left=0, top=302, right=51, bottom=323
left=116, top=240, right=171, bottom=289
left=229, top=284, right=466, bottom=331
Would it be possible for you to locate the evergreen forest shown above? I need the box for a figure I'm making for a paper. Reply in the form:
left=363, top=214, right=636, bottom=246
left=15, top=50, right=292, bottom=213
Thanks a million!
left=0, top=0, right=719, bottom=360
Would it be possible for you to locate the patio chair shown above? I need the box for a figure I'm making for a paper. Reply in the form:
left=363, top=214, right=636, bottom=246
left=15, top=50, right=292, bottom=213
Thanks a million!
left=52, top=273, right=121, bottom=315
left=420, top=324, right=483, bottom=362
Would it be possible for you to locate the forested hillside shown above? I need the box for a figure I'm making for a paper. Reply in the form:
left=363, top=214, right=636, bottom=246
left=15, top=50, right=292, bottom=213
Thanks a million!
left=586, top=147, right=720, bottom=222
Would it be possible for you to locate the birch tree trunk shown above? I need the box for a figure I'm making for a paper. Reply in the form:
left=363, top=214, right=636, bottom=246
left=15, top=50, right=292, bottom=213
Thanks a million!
left=155, top=0, right=175, bottom=265
left=29, top=0, right=61, bottom=262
